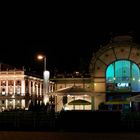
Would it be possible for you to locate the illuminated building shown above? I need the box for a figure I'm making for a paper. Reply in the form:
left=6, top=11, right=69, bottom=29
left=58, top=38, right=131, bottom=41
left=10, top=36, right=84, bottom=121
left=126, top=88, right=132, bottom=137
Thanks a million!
left=0, top=64, right=45, bottom=111
left=89, top=35, right=140, bottom=111
left=51, top=35, right=140, bottom=112
left=50, top=74, right=92, bottom=111
left=1, top=35, right=140, bottom=112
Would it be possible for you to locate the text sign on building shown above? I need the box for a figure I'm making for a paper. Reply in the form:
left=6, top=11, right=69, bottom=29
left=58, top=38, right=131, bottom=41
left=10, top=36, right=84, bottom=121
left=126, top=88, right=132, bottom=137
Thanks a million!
left=117, top=83, right=129, bottom=88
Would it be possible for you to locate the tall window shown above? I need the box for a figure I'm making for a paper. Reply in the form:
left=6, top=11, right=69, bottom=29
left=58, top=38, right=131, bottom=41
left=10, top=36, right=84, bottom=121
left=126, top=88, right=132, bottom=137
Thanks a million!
left=106, top=60, right=140, bottom=92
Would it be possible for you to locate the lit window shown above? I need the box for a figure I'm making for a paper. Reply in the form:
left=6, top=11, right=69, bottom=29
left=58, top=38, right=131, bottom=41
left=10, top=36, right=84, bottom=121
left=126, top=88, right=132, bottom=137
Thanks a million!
left=106, top=60, right=140, bottom=92
left=2, top=88, right=5, bottom=95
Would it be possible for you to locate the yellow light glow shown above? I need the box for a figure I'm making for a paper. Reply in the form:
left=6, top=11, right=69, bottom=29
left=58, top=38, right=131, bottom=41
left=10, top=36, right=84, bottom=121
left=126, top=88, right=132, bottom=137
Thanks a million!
left=37, top=55, right=44, bottom=60
left=44, top=95, right=49, bottom=105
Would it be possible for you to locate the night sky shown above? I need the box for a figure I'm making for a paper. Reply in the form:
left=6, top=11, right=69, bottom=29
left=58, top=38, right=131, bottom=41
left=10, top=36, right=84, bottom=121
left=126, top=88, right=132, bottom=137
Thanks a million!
left=1, top=4, right=140, bottom=76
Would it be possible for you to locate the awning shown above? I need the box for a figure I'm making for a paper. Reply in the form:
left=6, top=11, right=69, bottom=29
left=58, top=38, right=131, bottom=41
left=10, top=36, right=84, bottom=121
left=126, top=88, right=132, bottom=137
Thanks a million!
left=127, top=94, right=140, bottom=102
left=49, top=85, right=94, bottom=96
left=68, top=99, right=91, bottom=105
left=104, top=100, right=129, bottom=105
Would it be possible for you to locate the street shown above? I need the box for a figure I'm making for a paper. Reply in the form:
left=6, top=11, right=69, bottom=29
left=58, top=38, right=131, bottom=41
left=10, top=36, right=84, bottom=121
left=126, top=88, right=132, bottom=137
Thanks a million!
left=0, top=131, right=140, bottom=140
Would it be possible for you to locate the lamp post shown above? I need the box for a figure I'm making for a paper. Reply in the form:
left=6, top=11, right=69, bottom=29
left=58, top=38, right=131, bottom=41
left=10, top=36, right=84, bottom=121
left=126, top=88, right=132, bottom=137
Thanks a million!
left=37, top=55, right=50, bottom=105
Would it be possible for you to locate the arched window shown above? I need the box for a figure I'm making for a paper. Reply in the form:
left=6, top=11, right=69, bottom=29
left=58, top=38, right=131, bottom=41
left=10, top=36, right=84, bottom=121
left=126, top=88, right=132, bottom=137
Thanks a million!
left=106, top=60, right=140, bottom=92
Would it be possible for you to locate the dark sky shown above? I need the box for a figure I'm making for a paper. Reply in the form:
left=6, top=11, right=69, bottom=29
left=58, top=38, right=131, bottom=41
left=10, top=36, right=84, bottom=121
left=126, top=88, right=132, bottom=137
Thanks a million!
left=1, top=3, right=140, bottom=75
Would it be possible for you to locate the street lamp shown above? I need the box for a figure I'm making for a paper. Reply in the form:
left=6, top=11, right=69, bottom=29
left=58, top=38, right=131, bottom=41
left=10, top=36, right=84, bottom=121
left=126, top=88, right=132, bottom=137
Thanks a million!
left=37, top=55, right=46, bottom=71
left=37, top=54, right=50, bottom=105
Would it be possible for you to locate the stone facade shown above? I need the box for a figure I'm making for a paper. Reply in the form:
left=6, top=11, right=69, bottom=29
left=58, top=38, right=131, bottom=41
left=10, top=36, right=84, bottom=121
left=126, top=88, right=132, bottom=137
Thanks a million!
left=0, top=69, right=44, bottom=111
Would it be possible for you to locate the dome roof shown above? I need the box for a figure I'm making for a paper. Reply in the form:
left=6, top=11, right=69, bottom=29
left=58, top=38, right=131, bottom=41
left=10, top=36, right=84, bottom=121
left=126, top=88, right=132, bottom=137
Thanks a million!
left=112, top=35, right=133, bottom=43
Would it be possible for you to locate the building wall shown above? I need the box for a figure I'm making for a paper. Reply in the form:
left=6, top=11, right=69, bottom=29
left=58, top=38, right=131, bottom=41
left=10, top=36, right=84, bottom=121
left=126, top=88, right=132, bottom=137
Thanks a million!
left=0, top=70, right=44, bottom=111
left=51, top=77, right=92, bottom=111
left=89, top=35, right=140, bottom=110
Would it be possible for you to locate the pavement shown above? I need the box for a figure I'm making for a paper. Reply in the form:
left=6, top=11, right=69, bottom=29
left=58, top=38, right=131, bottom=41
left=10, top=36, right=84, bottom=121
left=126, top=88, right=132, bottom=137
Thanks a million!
left=0, top=131, right=140, bottom=140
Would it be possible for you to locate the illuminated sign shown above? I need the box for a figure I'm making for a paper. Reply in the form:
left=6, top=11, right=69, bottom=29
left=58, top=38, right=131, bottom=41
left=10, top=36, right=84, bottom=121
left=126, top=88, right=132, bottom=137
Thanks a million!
left=117, top=83, right=129, bottom=88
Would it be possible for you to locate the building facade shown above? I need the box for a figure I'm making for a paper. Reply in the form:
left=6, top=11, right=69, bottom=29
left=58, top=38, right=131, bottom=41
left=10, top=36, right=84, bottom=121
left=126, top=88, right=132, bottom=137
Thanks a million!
left=1, top=35, right=140, bottom=112
left=89, top=35, right=140, bottom=111
left=50, top=74, right=92, bottom=111
left=50, top=35, right=140, bottom=112
left=0, top=65, right=45, bottom=111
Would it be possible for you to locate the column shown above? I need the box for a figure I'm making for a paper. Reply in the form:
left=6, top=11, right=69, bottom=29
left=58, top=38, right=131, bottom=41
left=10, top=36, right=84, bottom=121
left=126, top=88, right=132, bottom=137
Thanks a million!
left=32, top=81, right=35, bottom=105
left=14, top=80, right=16, bottom=96
left=6, top=80, right=8, bottom=96
left=21, top=99, right=25, bottom=109
left=29, top=80, right=31, bottom=96
left=36, top=83, right=38, bottom=97
left=13, top=99, right=15, bottom=109
left=21, top=80, right=25, bottom=96
left=39, top=83, right=42, bottom=97
left=32, top=81, right=35, bottom=95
